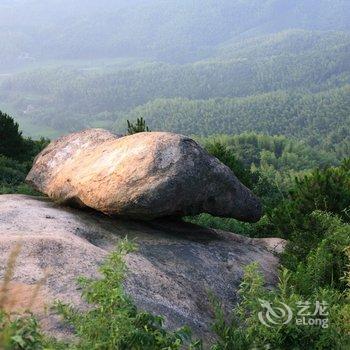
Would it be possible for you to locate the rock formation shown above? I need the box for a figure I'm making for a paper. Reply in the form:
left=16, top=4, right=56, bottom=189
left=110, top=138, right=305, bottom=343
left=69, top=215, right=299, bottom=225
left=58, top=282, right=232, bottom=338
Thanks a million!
left=0, top=195, right=284, bottom=343
left=26, top=129, right=262, bottom=222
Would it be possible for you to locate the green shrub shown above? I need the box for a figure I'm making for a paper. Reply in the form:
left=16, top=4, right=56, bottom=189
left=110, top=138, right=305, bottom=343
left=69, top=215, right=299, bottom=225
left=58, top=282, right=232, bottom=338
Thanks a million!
left=0, top=311, right=46, bottom=350
left=0, top=239, right=202, bottom=349
left=0, top=155, right=41, bottom=195
left=210, top=262, right=349, bottom=350
left=0, top=111, right=49, bottom=195
left=184, top=213, right=257, bottom=236
left=289, top=212, right=350, bottom=293
left=267, top=159, right=350, bottom=238
left=0, top=156, right=27, bottom=186
left=127, top=117, right=150, bottom=135
left=290, top=159, right=350, bottom=221
left=0, top=110, right=49, bottom=163
left=184, top=213, right=273, bottom=238
left=0, top=111, right=27, bottom=162
left=54, top=238, right=201, bottom=350
left=260, top=160, right=350, bottom=269
left=210, top=209, right=350, bottom=350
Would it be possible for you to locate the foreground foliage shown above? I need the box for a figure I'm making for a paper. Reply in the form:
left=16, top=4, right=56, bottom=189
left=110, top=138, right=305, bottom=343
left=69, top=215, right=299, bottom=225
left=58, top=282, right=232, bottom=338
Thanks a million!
left=54, top=239, right=200, bottom=350
left=210, top=213, right=350, bottom=350
left=0, top=239, right=201, bottom=350
left=266, top=159, right=350, bottom=268
left=0, top=312, right=45, bottom=350
left=1, top=216, right=349, bottom=349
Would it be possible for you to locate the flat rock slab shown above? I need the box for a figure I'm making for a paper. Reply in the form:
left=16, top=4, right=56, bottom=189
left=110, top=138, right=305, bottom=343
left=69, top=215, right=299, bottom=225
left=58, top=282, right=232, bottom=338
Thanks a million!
left=0, top=195, right=283, bottom=344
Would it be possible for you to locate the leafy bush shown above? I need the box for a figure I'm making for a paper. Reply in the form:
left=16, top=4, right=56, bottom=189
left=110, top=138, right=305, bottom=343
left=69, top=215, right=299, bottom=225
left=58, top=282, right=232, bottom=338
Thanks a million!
left=262, top=159, right=350, bottom=266
left=0, top=311, right=46, bottom=350
left=0, top=111, right=27, bottom=161
left=210, top=209, right=350, bottom=349
left=0, top=239, right=201, bottom=349
left=269, top=159, right=350, bottom=234
left=184, top=213, right=259, bottom=237
left=287, top=212, right=350, bottom=292
left=0, top=156, right=27, bottom=186
left=0, top=156, right=40, bottom=195
left=54, top=238, right=200, bottom=350
left=0, top=111, right=49, bottom=195
left=211, top=263, right=349, bottom=349
left=290, top=160, right=350, bottom=221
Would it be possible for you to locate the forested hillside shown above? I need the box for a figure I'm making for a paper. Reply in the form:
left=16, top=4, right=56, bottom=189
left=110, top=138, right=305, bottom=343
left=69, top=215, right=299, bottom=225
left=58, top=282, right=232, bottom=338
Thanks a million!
left=120, top=86, right=350, bottom=157
left=0, top=29, right=349, bottom=149
left=0, top=1, right=348, bottom=159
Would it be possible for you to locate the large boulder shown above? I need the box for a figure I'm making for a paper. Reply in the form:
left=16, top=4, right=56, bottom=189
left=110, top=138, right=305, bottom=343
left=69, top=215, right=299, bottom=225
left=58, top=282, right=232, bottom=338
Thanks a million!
left=26, top=129, right=262, bottom=222
left=0, top=195, right=284, bottom=344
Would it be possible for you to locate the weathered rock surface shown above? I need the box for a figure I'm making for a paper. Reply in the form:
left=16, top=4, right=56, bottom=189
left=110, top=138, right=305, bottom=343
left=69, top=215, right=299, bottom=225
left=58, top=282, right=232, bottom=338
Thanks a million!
left=0, top=195, right=284, bottom=344
left=26, top=129, right=262, bottom=222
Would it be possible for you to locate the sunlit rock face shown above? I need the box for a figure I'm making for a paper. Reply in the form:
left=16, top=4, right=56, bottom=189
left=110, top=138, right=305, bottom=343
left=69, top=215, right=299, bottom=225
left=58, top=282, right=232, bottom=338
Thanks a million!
left=27, top=129, right=262, bottom=222
left=0, top=195, right=283, bottom=342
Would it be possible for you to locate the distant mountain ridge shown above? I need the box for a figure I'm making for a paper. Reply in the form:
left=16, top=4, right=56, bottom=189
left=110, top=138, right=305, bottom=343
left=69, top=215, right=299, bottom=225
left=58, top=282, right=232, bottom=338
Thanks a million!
left=1, top=29, right=348, bottom=118
left=0, top=1, right=349, bottom=156
left=0, top=0, right=350, bottom=68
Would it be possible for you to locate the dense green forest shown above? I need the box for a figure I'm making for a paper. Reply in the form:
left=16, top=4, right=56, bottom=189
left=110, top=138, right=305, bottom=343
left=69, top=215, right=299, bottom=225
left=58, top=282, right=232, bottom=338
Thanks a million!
left=1, top=29, right=349, bottom=145
left=121, top=86, right=350, bottom=157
